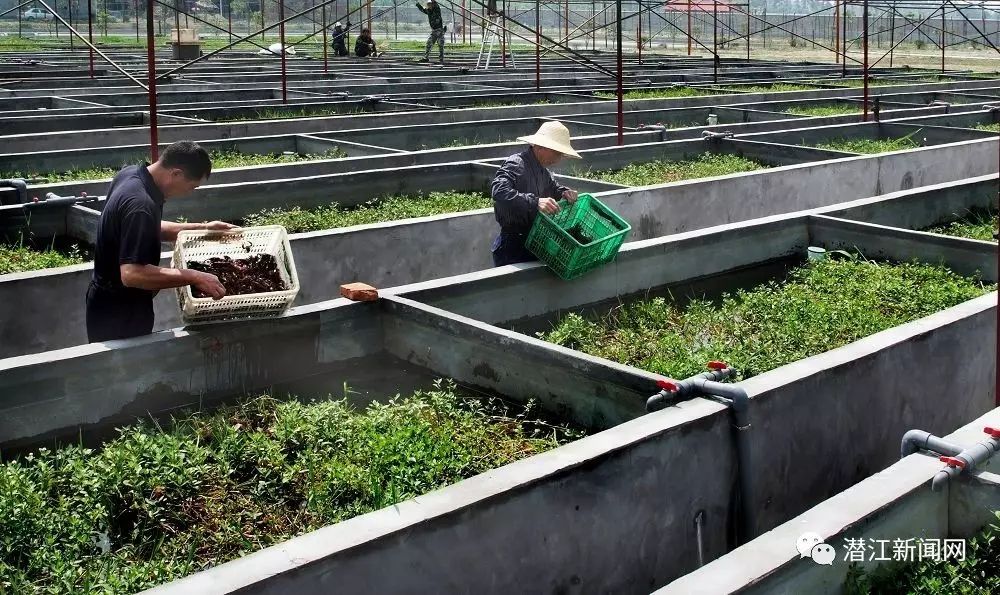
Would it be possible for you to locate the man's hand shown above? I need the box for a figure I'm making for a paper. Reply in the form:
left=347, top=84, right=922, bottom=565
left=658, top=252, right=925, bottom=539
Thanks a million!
left=537, top=197, right=560, bottom=215
left=191, top=271, right=226, bottom=300
left=204, top=221, right=238, bottom=231
left=562, top=189, right=579, bottom=203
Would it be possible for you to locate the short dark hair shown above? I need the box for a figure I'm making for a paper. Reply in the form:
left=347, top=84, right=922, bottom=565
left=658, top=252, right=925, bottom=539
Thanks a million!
left=159, top=141, right=212, bottom=180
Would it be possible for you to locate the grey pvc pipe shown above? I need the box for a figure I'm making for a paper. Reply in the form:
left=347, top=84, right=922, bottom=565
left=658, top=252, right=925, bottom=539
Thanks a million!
left=18, top=192, right=87, bottom=209
left=701, top=130, right=735, bottom=140
left=0, top=179, right=28, bottom=204
left=694, top=510, right=706, bottom=568
left=646, top=365, right=755, bottom=542
left=900, top=429, right=961, bottom=459
left=931, top=436, right=1000, bottom=492
left=694, top=375, right=754, bottom=542
left=637, top=123, right=668, bottom=141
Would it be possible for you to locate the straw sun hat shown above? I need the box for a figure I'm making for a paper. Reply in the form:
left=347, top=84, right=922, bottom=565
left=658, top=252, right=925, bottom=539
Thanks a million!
left=517, top=121, right=581, bottom=159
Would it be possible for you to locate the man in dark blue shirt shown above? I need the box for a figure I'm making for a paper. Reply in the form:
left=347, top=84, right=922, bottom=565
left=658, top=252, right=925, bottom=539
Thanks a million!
left=331, top=21, right=350, bottom=56
left=86, top=141, right=233, bottom=343
left=490, top=121, right=581, bottom=267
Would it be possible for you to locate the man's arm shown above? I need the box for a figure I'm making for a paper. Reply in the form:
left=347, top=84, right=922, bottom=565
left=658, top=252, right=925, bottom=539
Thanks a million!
left=492, top=157, right=538, bottom=213
left=416, top=3, right=427, bottom=14
left=161, top=220, right=238, bottom=243
left=120, top=264, right=225, bottom=299
left=491, top=157, right=561, bottom=217
left=544, top=167, right=578, bottom=203
left=118, top=203, right=227, bottom=299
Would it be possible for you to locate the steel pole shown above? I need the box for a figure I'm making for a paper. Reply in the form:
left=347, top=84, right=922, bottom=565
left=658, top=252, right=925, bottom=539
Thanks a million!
left=87, top=0, right=94, bottom=77
left=834, top=0, right=840, bottom=62
left=322, top=1, right=328, bottom=71
left=535, top=0, right=541, bottom=90
left=940, top=5, right=945, bottom=72
left=637, top=0, right=641, bottom=63
left=228, top=0, right=233, bottom=43
left=841, top=2, right=847, bottom=76
left=147, top=0, right=159, bottom=162
left=616, top=0, right=622, bottom=145
left=279, top=0, right=286, bottom=103
left=889, top=1, right=894, bottom=66
left=687, top=0, right=691, bottom=54
left=863, top=0, right=869, bottom=121
left=501, top=0, right=507, bottom=66
left=713, top=0, right=717, bottom=83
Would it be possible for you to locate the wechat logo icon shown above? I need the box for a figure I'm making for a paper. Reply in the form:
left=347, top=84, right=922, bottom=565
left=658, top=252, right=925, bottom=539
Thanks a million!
left=797, top=532, right=836, bottom=565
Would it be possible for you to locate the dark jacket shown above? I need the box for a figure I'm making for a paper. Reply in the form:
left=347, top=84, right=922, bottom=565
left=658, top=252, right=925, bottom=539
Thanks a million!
left=355, top=35, right=377, bottom=57
left=332, top=24, right=350, bottom=55
left=416, top=1, right=444, bottom=30
left=491, top=148, right=567, bottom=235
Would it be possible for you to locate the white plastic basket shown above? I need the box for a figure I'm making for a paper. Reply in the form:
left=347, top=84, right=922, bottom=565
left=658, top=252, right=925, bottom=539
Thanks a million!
left=171, top=225, right=300, bottom=324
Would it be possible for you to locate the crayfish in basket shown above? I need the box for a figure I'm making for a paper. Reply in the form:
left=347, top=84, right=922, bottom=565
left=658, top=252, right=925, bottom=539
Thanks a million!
left=187, top=253, right=287, bottom=298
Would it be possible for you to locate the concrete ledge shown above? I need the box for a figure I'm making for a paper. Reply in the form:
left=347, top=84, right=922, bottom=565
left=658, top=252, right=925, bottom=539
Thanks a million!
left=808, top=215, right=998, bottom=282
left=818, top=174, right=999, bottom=231
left=657, top=408, right=1000, bottom=595
left=382, top=296, right=655, bottom=429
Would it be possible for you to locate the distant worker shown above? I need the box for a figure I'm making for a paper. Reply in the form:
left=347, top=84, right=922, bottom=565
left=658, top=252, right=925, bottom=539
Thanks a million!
left=332, top=21, right=350, bottom=56
left=490, top=121, right=581, bottom=267
left=86, top=141, right=235, bottom=343
left=355, top=28, right=378, bottom=58
left=416, top=0, right=445, bottom=64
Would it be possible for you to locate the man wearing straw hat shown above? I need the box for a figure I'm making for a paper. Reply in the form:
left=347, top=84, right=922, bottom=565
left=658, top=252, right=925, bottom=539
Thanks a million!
left=490, top=121, right=581, bottom=267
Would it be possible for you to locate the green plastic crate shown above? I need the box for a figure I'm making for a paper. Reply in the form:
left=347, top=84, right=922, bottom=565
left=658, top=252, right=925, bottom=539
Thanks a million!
left=525, top=193, right=631, bottom=280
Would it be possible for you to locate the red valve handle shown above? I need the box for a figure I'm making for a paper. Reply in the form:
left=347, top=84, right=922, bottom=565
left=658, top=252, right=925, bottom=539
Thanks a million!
left=985, top=427, right=1000, bottom=439
left=656, top=380, right=679, bottom=392
left=939, top=456, right=966, bottom=469
left=707, top=361, right=728, bottom=371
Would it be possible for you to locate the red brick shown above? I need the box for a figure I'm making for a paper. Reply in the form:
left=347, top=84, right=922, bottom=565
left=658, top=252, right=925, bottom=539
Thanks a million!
left=340, top=282, right=379, bottom=302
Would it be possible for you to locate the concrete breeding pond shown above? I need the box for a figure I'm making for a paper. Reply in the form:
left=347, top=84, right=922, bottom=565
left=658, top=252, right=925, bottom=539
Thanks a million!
left=1, top=208, right=994, bottom=594
left=0, top=45, right=997, bottom=594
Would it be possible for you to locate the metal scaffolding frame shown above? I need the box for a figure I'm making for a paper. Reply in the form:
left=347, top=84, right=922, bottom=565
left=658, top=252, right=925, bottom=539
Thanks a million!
left=4, top=0, right=998, bottom=155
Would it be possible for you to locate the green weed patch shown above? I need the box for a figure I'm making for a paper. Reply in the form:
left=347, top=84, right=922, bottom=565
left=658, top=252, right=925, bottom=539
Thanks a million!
left=784, top=104, right=861, bottom=116
left=541, top=256, right=993, bottom=381
left=211, top=106, right=367, bottom=121
left=925, top=207, right=998, bottom=242
left=722, top=83, right=822, bottom=93
left=975, top=123, right=1000, bottom=133
left=596, top=87, right=713, bottom=100
left=0, top=380, right=580, bottom=593
left=0, top=149, right=347, bottom=183
left=814, top=131, right=922, bottom=154
left=243, top=191, right=491, bottom=232
left=0, top=242, right=84, bottom=274
left=578, top=153, right=767, bottom=186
